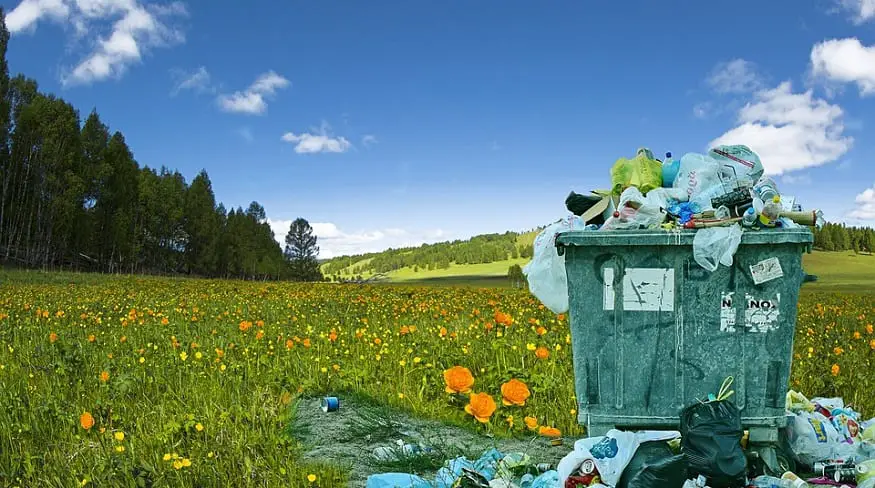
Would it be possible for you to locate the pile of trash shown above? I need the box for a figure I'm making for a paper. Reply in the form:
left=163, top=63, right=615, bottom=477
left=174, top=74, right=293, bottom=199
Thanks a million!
left=524, top=145, right=825, bottom=314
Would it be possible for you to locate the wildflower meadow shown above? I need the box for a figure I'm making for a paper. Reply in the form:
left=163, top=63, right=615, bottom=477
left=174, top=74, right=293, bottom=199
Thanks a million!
left=0, top=272, right=871, bottom=486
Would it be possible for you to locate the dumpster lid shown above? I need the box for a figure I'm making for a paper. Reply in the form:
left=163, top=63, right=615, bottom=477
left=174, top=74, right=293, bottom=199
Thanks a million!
left=555, top=228, right=814, bottom=248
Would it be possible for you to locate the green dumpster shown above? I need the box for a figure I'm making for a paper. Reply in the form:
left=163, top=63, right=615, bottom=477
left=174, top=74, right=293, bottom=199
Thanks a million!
left=555, top=228, right=813, bottom=472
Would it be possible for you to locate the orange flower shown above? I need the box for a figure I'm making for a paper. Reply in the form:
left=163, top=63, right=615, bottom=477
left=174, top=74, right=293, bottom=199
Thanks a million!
left=557, top=314, right=566, bottom=322
left=536, top=326, right=547, bottom=336
left=255, top=330, right=264, bottom=340
left=870, top=339, right=875, bottom=350
left=443, top=366, right=475, bottom=394
left=256, top=320, right=264, bottom=328
left=302, top=338, right=311, bottom=348
left=239, top=321, right=252, bottom=332
left=464, top=392, right=497, bottom=423
left=501, top=379, right=531, bottom=406
left=494, top=311, right=513, bottom=326
left=161, top=317, right=169, bottom=325
left=374, top=337, right=382, bottom=346
left=524, top=416, right=539, bottom=430
left=99, top=371, right=109, bottom=383
left=831, top=364, right=840, bottom=376
left=439, top=327, right=448, bottom=338
left=484, top=322, right=494, bottom=332
left=329, top=331, right=338, bottom=342
left=854, top=331, right=862, bottom=339
left=535, top=347, right=550, bottom=360
left=399, top=326, right=410, bottom=335
left=285, top=339, right=294, bottom=349
left=88, top=334, right=96, bottom=343
left=833, top=346, right=844, bottom=355
left=867, top=324, right=874, bottom=334
left=538, top=426, right=561, bottom=438
left=80, top=412, right=95, bottom=430
left=49, top=332, right=58, bottom=343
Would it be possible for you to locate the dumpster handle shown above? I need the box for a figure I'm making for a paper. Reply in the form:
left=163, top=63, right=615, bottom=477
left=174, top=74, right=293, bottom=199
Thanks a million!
left=555, top=234, right=566, bottom=256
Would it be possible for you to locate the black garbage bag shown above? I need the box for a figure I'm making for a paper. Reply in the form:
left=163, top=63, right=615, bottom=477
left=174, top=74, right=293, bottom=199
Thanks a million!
left=680, top=399, right=747, bottom=488
left=565, top=191, right=606, bottom=224
left=616, top=441, right=687, bottom=488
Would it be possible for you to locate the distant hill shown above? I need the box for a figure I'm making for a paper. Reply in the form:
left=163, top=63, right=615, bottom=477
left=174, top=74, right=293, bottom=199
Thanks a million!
left=320, top=228, right=543, bottom=281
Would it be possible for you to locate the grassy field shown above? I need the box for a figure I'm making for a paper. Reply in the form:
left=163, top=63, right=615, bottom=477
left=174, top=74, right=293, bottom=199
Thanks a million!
left=0, top=264, right=873, bottom=486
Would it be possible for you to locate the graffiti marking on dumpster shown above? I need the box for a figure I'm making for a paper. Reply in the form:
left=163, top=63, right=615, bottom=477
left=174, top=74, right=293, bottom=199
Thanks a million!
left=720, top=292, right=736, bottom=332
left=603, top=268, right=675, bottom=312
left=750, top=257, right=784, bottom=285
left=744, top=293, right=781, bottom=333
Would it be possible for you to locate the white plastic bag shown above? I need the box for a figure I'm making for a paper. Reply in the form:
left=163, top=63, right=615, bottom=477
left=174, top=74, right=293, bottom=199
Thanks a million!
left=600, top=187, right=667, bottom=230
left=693, top=224, right=743, bottom=272
left=557, top=429, right=656, bottom=487
left=787, top=411, right=842, bottom=466
left=522, top=215, right=587, bottom=314
left=673, top=153, right=724, bottom=211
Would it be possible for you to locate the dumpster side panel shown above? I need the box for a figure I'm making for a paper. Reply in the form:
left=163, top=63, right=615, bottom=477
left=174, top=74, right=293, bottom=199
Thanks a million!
left=562, top=230, right=809, bottom=435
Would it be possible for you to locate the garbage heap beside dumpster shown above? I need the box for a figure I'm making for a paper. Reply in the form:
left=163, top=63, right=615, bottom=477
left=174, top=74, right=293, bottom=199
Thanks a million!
left=523, top=145, right=872, bottom=487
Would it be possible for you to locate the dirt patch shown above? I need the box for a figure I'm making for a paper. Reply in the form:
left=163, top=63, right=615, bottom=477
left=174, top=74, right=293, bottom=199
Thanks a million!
left=290, top=396, right=572, bottom=487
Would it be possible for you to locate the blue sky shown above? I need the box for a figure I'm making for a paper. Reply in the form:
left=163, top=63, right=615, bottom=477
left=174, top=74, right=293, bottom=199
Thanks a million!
left=4, top=0, right=875, bottom=257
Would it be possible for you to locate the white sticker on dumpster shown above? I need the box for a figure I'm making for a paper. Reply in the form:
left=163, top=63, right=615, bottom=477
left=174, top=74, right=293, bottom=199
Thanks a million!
left=750, top=257, right=784, bottom=285
left=744, top=293, right=781, bottom=333
left=603, top=268, right=675, bottom=312
left=720, top=292, right=736, bottom=332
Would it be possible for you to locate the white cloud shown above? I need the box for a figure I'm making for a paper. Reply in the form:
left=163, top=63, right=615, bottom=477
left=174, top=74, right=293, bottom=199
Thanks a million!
left=810, top=38, right=875, bottom=96
left=362, top=134, right=378, bottom=147
left=709, top=81, right=852, bottom=176
left=849, top=184, right=875, bottom=220
left=281, top=121, right=351, bottom=154
left=170, top=66, right=212, bottom=96
left=267, top=219, right=449, bottom=259
left=237, top=127, right=254, bottom=143
left=834, top=0, right=875, bottom=24
left=216, top=71, right=290, bottom=115
left=707, top=59, right=764, bottom=94
left=6, top=0, right=189, bottom=85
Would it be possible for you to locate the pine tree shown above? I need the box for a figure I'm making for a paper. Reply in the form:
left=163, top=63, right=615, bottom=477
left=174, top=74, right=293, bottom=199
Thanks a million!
left=284, top=218, right=322, bottom=281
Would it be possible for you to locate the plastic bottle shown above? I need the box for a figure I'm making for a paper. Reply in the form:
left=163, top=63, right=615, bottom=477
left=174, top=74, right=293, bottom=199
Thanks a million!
left=754, top=177, right=780, bottom=202
left=759, top=195, right=783, bottom=227
left=742, top=207, right=758, bottom=228
left=781, top=471, right=809, bottom=488
left=662, top=152, right=680, bottom=187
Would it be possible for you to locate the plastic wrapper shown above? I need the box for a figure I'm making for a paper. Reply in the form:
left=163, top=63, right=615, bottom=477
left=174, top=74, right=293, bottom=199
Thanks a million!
left=692, top=224, right=743, bottom=272
left=786, top=390, right=815, bottom=413
left=522, top=216, right=588, bottom=314
left=787, top=411, right=844, bottom=466
left=366, top=473, right=432, bottom=488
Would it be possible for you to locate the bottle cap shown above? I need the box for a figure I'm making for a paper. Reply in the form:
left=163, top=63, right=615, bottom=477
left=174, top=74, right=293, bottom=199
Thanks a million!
left=666, top=152, right=672, bottom=158
left=772, top=195, right=781, bottom=203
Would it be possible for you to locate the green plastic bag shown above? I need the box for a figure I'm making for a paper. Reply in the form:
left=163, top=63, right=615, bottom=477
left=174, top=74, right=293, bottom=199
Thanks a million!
left=611, top=147, right=663, bottom=197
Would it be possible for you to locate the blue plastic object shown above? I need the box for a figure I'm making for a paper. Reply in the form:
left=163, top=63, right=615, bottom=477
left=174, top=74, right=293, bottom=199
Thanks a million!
left=530, top=470, right=559, bottom=488
left=662, top=152, right=680, bottom=187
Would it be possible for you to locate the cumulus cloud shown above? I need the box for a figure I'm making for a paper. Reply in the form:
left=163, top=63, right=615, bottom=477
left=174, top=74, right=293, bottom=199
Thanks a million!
left=706, top=59, right=764, bottom=94
left=7, top=0, right=189, bottom=86
left=811, top=38, right=875, bottom=96
left=170, top=65, right=212, bottom=96
left=267, top=219, right=449, bottom=259
left=849, top=184, right=875, bottom=220
left=709, top=81, right=852, bottom=176
left=216, top=71, right=290, bottom=115
left=281, top=121, right=351, bottom=154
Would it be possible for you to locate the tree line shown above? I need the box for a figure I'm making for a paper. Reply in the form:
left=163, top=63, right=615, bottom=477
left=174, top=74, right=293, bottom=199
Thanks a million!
left=812, top=223, right=875, bottom=253
left=0, top=11, right=322, bottom=281
left=321, top=231, right=537, bottom=279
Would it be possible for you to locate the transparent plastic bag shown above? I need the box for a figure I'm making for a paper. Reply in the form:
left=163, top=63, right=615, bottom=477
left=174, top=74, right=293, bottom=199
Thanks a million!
left=522, top=215, right=587, bottom=314
left=693, top=224, right=743, bottom=272
left=673, top=153, right=724, bottom=211
left=601, top=187, right=667, bottom=230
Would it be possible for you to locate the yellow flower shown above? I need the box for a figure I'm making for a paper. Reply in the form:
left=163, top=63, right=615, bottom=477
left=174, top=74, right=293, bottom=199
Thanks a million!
left=195, top=352, right=203, bottom=360
left=180, top=351, right=188, bottom=361
left=524, top=416, right=538, bottom=430
left=831, top=364, right=840, bottom=376
left=163, top=453, right=171, bottom=461
left=195, top=423, right=203, bottom=432
left=526, top=343, right=536, bottom=351
left=114, top=431, right=124, bottom=441
left=308, top=474, right=317, bottom=483
left=115, top=445, right=125, bottom=453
